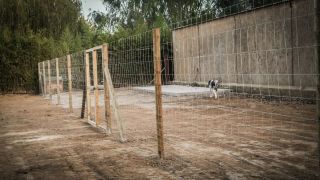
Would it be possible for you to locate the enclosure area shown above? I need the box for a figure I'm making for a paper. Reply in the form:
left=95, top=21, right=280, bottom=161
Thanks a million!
left=0, top=93, right=318, bottom=179
left=9, top=0, right=320, bottom=179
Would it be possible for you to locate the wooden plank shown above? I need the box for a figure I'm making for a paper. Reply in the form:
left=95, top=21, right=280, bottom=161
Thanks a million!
left=42, top=62, right=46, bottom=96
left=67, top=55, right=73, bottom=112
left=85, top=45, right=103, bottom=52
left=153, top=28, right=164, bottom=159
left=56, top=58, right=60, bottom=104
left=92, top=50, right=100, bottom=125
left=102, top=43, right=112, bottom=134
left=103, top=66, right=126, bottom=142
left=85, top=52, right=91, bottom=122
left=48, top=60, right=52, bottom=100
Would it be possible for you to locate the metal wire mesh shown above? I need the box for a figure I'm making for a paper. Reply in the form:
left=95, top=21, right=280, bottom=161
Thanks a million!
left=37, top=0, right=319, bottom=178
left=162, top=0, right=319, bottom=178
left=107, top=31, right=157, bottom=141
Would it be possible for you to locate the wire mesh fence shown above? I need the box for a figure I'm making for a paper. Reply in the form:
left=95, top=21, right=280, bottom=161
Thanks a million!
left=171, top=0, right=291, bottom=30
left=107, top=30, right=156, bottom=141
left=37, top=0, right=319, bottom=178
left=162, top=0, right=319, bottom=178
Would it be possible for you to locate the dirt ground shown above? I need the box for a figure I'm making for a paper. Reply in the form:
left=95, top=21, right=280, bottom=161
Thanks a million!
left=0, top=93, right=319, bottom=179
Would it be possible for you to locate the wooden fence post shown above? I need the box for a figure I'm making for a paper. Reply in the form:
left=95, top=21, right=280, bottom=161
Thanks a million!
left=56, top=58, right=60, bottom=104
left=81, top=51, right=87, bottom=119
left=85, top=52, right=91, bottom=122
left=103, top=44, right=112, bottom=133
left=93, top=50, right=100, bottom=125
left=38, top=63, right=42, bottom=95
left=42, top=62, right=46, bottom=96
left=315, top=0, right=320, bottom=169
left=153, top=28, right=164, bottom=159
left=47, top=60, right=52, bottom=100
left=67, top=55, right=73, bottom=112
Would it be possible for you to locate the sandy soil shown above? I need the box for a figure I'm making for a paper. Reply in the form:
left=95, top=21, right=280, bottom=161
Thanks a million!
left=0, top=93, right=319, bottom=179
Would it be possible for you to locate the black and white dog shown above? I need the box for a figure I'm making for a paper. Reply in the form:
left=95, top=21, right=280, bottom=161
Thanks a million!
left=208, top=79, right=220, bottom=99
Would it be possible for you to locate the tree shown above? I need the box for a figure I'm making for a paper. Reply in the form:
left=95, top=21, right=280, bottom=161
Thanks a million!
left=0, top=0, right=96, bottom=93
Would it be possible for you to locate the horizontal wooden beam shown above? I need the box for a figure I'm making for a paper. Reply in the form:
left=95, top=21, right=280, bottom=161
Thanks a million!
left=85, top=45, right=103, bottom=52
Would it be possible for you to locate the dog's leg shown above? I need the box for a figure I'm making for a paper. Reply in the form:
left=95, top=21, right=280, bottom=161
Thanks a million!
left=213, top=89, right=218, bottom=99
left=210, top=87, right=213, bottom=98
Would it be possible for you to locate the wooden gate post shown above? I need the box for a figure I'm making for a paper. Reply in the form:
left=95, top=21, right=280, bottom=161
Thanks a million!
left=153, top=28, right=164, bottom=159
left=42, top=62, right=46, bottom=96
left=67, top=55, right=73, bottom=112
left=47, top=60, right=52, bottom=100
left=81, top=51, right=87, bottom=119
left=93, top=50, right=100, bottom=125
left=85, top=52, right=91, bottom=122
left=102, top=44, right=112, bottom=133
left=56, top=58, right=61, bottom=104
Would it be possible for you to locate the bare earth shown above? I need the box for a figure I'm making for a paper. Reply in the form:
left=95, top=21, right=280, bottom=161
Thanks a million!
left=0, top=94, right=319, bottom=179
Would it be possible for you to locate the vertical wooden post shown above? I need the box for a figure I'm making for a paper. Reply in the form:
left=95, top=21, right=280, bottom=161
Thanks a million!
left=42, top=62, right=46, bottom=96
left=153, top=28, right=164, bottom=159
left=103, top=44, right=112, bottom=133
left=81, top=51, right=87, bottom=119
left=315, top=0, right=320, bottom=168
left=93, top=50, right=100, bottom=125
left=56, top=58, right=60, bottom=104
left=85, top=52, right=91, bottom=122
left=47, top=60, right=52, bottom=100
left=67, top=55, right=73, bottom=112
left=38, top=63, right=42, bottom=95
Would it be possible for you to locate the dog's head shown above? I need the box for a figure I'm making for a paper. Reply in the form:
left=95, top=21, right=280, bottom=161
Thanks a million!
left=208, top=80, right=213, bottom=88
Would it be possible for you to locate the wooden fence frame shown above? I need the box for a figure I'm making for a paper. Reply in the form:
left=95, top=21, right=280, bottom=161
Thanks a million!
left=84, top=46, right=125, bottom=140
left=38, top=28, right=165, bottom=158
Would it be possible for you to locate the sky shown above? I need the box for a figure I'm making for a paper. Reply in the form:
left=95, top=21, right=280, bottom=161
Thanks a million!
left=81, top=0, right=106, bottom=18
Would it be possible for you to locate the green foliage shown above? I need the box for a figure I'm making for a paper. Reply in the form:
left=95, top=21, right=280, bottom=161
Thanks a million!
left=95, top=0, right=287, bottom=31
left=97, top=0, right=223, bottom=30
left=0, top=0, right=97, bottom=93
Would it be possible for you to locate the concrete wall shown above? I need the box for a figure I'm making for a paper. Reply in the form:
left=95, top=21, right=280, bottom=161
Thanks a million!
left=173, top=0, right=319, bottom=98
